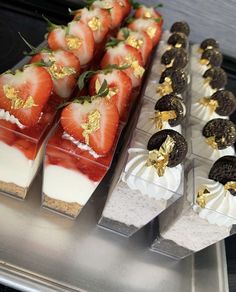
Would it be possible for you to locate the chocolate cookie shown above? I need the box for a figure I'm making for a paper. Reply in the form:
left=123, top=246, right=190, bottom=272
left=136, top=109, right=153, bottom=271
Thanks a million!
left=200, top=38, right=219, bottom=51
left=155, top=94, right=186, bottom=126
left=202, top=118, right=236, bottom=149
left=167, top=33, right=187, bottom=49
left=211, top=90, right=236, bottom=116
left=147, top=129, right=187, bottom=167
left=161, top=48, right=188, bottom=70
left=170, top=21, right=190, bottom=36
left=209, top=156, right=236, bottom=195
left=159, top=68, right=188, bottom=94
left=203, top=67, right=227, bottom=89
left=201, top=49, right=223, bottom=67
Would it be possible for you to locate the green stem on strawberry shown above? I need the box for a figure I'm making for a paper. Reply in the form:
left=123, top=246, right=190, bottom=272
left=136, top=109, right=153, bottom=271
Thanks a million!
left=125, top=16, right=135, bottom=24
left=19, top=32, right=50, bottom=56
left=42, top=15, right=65, bottom=32
left=120, top=27, right=130, bottom=39
left=105, top=37, right=123, bottom=49
left=130, top=0, right=141, bottom=9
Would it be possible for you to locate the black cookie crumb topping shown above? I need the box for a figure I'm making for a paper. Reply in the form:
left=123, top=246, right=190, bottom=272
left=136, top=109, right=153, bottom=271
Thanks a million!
left=167, top=33, right=187, bottom=49
left=202, top=118, right=236, bottom=149
left=155, top=94, right=185, bottom=126
left=147, top=129, right=187, bottom=167
left=170, top=21, right=190, bottom=36
left=209, top=156, right=236, bottom=195
left=161, top=48, right=188, bottom=70
left=201, top=49, right=223, bottom=67
left=200, top=38, right=219, bottom=51
left=211, top=90, right=236, bottom=116
left=159, top=68, right=188, bottom=94
left=203, top=67, right=227, bottom=89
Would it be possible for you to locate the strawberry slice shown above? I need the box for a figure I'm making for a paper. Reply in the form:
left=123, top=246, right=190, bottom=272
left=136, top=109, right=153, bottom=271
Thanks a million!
left=61, top=97, right=119, bottom=155
left=128, top=18, right=162, bottom=46
left=74, top=7, right=111, bottom=44
left=30, top=50, right=80, bottom=99
left=47, top=20, right=95, bottom=66
left=89, top=69, right=132, bottom=120
left=134, top=5, right=163, bottom=26
left=117, top=28, right=153, bottom=64
left=0, top=65, right=53, bottom=127
left=100, top=42, right=144, bottom=87
left=91, top=0, right=123, bottom=29
left=118, top=0, right=131, bottom=18
left=0, top=119, right=17, bottom=145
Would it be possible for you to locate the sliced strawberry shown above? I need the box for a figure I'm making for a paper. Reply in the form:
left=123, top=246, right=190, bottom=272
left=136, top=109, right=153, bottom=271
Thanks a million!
left=61, top=98, right=119, bottom=155
left=89, top=69, right=132, bottom=120
left=134, top=5, right=163, bottom=26
left=118, top=0, right=131, bottom=18
left=117, top=28, right=153, bottom=64
left=92, top=0, right=123, bottom=29
left=128, top=18, right=162, bottom=46
left=100, top=42, right=144, bottom=87
left=30, top=50, right=80, bottom=99
left=0, top=65, right=53, bottom=127
left=47, top=20, right=95, bottom=66
left=0, top=119, right=17, bottom=145
left=74, top=7, right=111, bottom=44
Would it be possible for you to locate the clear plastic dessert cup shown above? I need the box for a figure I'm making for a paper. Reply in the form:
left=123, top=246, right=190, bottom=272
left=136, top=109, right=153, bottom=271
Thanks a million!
left=98, top=129, right=184, bottom=237
left=151, top=158, right=236, bottom=259
left=42, top=122, right=122, bottom=219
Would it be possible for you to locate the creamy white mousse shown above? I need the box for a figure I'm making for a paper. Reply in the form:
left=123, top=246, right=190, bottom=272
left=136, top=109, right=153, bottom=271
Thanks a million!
left=191, top=124, right=235, bottom=161
left=190, top=56, right=210, bottom=75
left=191, top=74, right=219, bottom=98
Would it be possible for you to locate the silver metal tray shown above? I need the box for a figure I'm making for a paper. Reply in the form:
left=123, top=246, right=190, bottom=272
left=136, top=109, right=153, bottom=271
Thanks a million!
left=0, top=172, right=229, bottom=292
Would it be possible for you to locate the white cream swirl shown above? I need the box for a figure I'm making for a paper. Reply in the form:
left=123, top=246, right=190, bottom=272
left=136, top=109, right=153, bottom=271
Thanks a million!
left=191, top=43, right=201, bottom=58
left=191, top=56, right=210, bottom=75
left=191, top=124, right=235, bottom=161
left=122, top=141, right=182, bottom=200
left=190, top=102, right=228, bottom=122
left=193, top=165, right=236, bottom=227
left=191, top=75, right=218, bottom=98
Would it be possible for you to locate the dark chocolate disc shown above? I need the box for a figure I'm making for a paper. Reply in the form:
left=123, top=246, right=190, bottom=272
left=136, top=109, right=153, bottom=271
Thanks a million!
left=161, top=48, right=188, bottom=70
left=202, top=118, right=236, bottom=149
left=147, top=129, right=187, bottom=167
left=167, top=33, right=187, bottom=49
left=170, top=21, right=190, bottom=36
left=209, top=156, right=236, bottom=195
left=159, top=68, right=188, bottom=94
left=200, top=38, right=219, bottom=51
left=201, top=49, right=223, bottom=67
left=203, top=67, right=227, bottom=89
left=155, top=94, right=186, bottom=126
left=211, top=90, right=236, bottom=116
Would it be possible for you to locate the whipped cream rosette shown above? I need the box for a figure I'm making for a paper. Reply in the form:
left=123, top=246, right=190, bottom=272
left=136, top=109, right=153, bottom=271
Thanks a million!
left=99, top=129, right=187, bottom=236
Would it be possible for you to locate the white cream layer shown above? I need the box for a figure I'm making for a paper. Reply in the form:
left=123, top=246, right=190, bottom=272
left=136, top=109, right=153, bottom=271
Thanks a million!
left=191, top=102, right=228, bottom=122
left=0, top=109, right=25, bottom=129
left=191, top=75, right=218, bottom=98
left=191, top=56, right=210, bottom=75
left=43, top=165, right=98, bottom=205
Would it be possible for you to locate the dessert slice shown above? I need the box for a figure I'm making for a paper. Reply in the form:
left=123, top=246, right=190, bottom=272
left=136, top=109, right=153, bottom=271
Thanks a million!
left=99, top=129, right=187, bottom=236
left=42, top=95, right=120, bottom=218
left=152, top=156, right=236, bottom=258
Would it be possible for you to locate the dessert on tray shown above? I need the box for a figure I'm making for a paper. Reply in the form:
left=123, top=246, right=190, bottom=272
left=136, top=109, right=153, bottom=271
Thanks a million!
left=152, top=156, right=236, bottom=258
left=99, top=129, right=187, bottom=236
left=191, top=38, right=219, bottom=59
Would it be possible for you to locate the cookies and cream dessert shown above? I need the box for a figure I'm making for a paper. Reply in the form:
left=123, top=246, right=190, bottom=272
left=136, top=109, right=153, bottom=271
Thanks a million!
left=191, top=38, right=219, bottom=58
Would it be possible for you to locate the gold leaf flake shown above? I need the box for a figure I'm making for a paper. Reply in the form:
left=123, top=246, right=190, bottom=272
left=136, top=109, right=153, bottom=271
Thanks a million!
left=88, top=17, right=102, bottom=31
left=204, top=77, right=212, bottom=85
left=156, top=77, right=173, bottom=96
left=205, top=136, right=218, bottom=149
left=48, top=63, right=76, bottom=80
left=224, top=181, right=236, bottom=192
left=126, top=36, right=144, bottom=50
left=82, top=110, right=101, bottom=145
left=144, top=10, right=152, bottom=18
left=66, top=35, right=82, bottom=50
left=146, top=26, right=156, bottom=39
left=146, top=135, right=175, bottom=176
left=199, top=58, right=210, bottom=66
left=196, top=185, right=211, bottom=208
left=124, top=55, right=145, bottom=78
left=198, top=97, right=219, bottom=114
left=197, top=47, right=203, bottom=54
left=150, top=110, right=177, bottom=130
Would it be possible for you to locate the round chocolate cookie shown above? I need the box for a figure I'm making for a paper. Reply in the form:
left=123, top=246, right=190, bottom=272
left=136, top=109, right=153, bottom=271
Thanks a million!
left=203, top=67, right=227, bottom=89
left=159, top=68, right=188, bottom=94
left=147, top=129, right=187, bottom=167
left=209, top=156, right=236, bottom=195
left=167, top=33, right=187, bottom=49
left=170, top=21, right=190, bottom=36
left=211, top=90, right=236, bottom=116
left=201, top=49, right=223, bottom=67
left=155, top=94, right=186, bottom=126
left=161, top=48, right=188, bottom=70
left=202, top=118, right=236, bottom=149
left=200, top=38, right=219, bottom=51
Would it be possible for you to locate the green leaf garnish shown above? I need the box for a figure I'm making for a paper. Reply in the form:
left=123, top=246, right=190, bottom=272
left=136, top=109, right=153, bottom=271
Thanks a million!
left=130, top=0, right=140, bottom=9
left=125, top=16, right=135, bottom=24
left=154, top=17, right=163, bottom=23
left=78, top=70, right=96, bottom=90
left=105, top=37, right=122, bottom=49
left=42, top=15, right=63, bottom=32
left=121, top=27, right=130, bottom=39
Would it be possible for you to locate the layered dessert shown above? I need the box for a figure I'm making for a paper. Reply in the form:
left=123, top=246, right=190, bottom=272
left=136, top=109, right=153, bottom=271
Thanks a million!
left=152, top=156, right=236, bottom=258
left=190, top=118, right=236, bottom=161
left=99, top=129, right=187, bottom=236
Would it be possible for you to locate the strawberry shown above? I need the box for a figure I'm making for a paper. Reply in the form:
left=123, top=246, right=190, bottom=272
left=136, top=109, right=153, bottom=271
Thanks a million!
left=0, top=119, right=17, bottom=145
left=117, top=28, right=153, bottom=64
left=118, top=0, right=131, bottom=18
left=30, top=50, right=80, bottom=99
left=100, top=41, right=144, bottom=87
left=14, top=139, right=36, bottom=160
left=61, top=97, right=119, bottom=155
left=47, top=20, right=95, bottom=66
left=128, top=18, right=162, bottom=46
left=0, top=65, right=53, bottom=127
left=89, top=68, right=132, bottom=120
left=74, top=7, right=111, bottom=44
left=91, top=0, right=123, bottom=29
left=134, top=5, right=163, bottom=26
